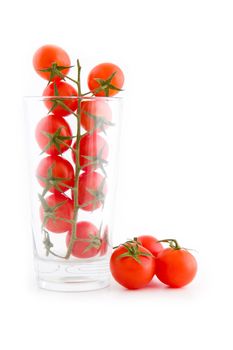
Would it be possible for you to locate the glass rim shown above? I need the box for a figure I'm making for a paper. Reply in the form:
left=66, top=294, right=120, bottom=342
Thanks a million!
left=23, top=95, right=123, bottom=101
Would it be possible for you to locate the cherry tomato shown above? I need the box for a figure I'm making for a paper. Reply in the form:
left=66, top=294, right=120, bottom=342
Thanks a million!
left=33, top=45, right=70, bottom=81
left=66, top=221, right=101, bottom=258
left=43, top=81, right=78, bottom=117
left=88, top=63, right=124, bottom=97
left=99, top=225, right=109, bottom=256
left=155, top=241, right=197, bottom=288
left=72, top=132, right=109, bottom=173
left=36, top=156, right=74, bottom=194
left=110, top=243, right=155, bottom=289
left=137, top=235, right=163, bottom=257
left=77, top=172, right=107, bottom=211
left=40, top=193, right=73, bottom=233
left=80, top=100, right=112, bottom=133
left=35, top=115, right=72, bottom=155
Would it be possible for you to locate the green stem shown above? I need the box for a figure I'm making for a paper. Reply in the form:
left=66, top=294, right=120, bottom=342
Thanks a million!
left=64, top=75, right=79, bottom=85
left=48, top=250, right=65, bottom=259
left=64, top=59, right=82, bottom=259
left=158, top=239, right=181, bottom=250
left=81, top=90, right=93, bottom=96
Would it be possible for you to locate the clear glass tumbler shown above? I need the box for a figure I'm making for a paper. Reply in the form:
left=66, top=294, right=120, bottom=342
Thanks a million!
left=24, top=96, right=122, bottom=291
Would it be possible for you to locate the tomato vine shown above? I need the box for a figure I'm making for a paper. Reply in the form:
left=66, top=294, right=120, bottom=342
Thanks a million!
left=38, top=60, right=118, bottom=259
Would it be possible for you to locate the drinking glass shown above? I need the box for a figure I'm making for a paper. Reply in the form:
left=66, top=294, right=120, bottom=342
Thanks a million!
left=24, top=96, right=122, bottom=291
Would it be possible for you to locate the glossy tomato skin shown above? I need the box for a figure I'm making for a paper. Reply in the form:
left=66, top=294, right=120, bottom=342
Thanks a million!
left=155, top=248, right=197, bottom=288
left=88, top=63, right=124, bottom=97
left=80, top=100, right=112, bottom=133
left=40, top=193, right=73, bottom=233
left=43, top=81, right=78, bottom=117
left=66, top=221, right=100, bottom=258
left=36, top=156, right=74, bottom=194
left=78, top=172, right=107, bottom=211
left=72, top=133, right=109, bottom=172
left=137, top=235, right=163, bottom=257
left=35, top=115, right=72, bottom=155
left=33, top=45, right=70, bottom=81
left=110, top=245, right=155, bottom=289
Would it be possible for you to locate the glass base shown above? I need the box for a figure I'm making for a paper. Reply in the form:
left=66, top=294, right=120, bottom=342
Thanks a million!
left=38, top=278, right=110, bottom=292
left=34, top=256, right=110, bottom=292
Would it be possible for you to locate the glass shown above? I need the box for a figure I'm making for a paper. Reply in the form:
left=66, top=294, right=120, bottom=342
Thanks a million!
left=24, top=96, right=122, bottom=291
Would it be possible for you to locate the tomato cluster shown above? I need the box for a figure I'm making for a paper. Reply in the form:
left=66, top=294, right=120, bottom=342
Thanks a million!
left=33, top=45, right=124, bottom=259
left=110, top=236, right=197, bottom=290
left=33, top=45, right=198, bottom=291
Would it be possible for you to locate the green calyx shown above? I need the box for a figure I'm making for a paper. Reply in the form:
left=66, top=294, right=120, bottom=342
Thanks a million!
left=46, top=82, right=77, bottom=116
left=93, top=71, right=123, bottom=97
left=77, top=233, right=102, bottom=254
left=42, top=229, right=54, bottom=256
left=80, top=146, right=108, bottom=176
left=80, top=177, right=106, bottom=210
left=38, top=193, right=69, bottom=226
left=40, top=127, right=75, bottom=155
left=117, top=242, right=152, bottom=264
left=42, top=229, right=67, bottom=259
left=83, top=110, right=114, bottom=134
left=37, top=163, right=72, bottom=196
left=39, top=62, right=74, bottom=84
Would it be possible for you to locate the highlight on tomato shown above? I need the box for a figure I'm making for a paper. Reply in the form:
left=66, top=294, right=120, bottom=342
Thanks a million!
left=66, top=221, right=101, bottom=258
left=33, top=44, right=71, bottom=81
left=35, top=115, right=73, bottom=155
left=88, top=63, right=124, bottom=97
left=43, top=81, right=78, bottom=117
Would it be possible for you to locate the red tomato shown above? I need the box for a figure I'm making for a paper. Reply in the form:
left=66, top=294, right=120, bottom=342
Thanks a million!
left=110, top=243, right=155, bottom=289
left=43, top=81, right=78, bottom=117
left=35, top=115, right=72, bottom=155
left=137, top=235, right=163, bottom=257
left=72, top=133, right=109, bottom=173
left=37, top=156, right=74, bottom=194
left=88, top=63, right=124, bottom=97
left=33, top=45, right=70, bottom=81
left=39, top=193, right=73, bottom=233
left=77, top=172, right=107, bottom=211
left=155, top=246, right=197, bottom=288
left=99, top=225, right=109, bottom=256
left=66, top=221, right=101, bottom=258
left=80, top=100, right=112, bottom=133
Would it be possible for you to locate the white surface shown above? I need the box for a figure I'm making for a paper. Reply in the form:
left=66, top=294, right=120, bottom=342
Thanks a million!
left=0, top=0, right=233, bottom=349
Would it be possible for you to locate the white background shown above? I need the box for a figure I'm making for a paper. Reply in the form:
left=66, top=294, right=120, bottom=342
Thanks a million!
left=0, top=0, right=233, bottom=349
